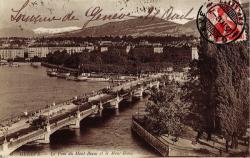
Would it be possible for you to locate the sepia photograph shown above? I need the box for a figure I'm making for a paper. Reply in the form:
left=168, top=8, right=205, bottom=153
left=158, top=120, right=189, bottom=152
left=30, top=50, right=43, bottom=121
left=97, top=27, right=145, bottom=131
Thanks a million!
left=0, top=0, right=249, bottom=157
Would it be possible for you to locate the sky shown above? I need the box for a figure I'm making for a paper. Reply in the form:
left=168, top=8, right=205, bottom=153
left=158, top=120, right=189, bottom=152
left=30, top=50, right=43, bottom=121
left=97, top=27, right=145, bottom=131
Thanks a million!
left=0, top=0, right=248, bottom=31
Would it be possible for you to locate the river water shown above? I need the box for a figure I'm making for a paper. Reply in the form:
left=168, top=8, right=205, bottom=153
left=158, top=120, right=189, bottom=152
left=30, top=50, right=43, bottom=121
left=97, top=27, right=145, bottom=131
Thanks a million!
left=0, top=65, right=109, bottom=120
left=0, top=65, right=158, bottom=157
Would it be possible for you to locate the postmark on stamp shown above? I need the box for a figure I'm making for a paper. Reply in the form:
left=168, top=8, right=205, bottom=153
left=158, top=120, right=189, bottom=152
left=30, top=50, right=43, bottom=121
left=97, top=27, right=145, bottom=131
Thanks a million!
left=197, top=0, right=246, bottom=44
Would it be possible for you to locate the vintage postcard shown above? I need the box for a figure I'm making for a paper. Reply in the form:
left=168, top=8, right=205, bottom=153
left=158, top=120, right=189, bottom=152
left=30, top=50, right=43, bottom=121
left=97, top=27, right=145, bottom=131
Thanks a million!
left=0, top=0, right=249, bottom=157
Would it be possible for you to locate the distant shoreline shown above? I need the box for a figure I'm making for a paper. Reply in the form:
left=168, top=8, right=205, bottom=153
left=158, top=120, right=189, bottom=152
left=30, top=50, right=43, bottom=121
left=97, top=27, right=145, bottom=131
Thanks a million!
left=0, top=62, right=41, bottom=66
left=14, top=62, right=41, bottom=66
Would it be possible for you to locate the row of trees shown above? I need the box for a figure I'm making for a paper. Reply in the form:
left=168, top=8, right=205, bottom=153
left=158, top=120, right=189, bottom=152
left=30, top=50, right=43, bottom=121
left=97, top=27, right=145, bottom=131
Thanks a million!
left=183, top=38, right=249, bottom=150
left=144, top=38, right=249, bottom=152
left=45, top=50, right=187, bottom=74
left=37, top=35, right=195, bottom=44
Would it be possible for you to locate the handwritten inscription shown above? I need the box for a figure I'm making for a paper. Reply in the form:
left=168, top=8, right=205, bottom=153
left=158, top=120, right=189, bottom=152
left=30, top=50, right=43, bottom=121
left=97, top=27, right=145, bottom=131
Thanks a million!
left=83, top=6, right=194, bottom=28
left=11, top=0, right=79, bottom=24
left=10, top=0, right=194, bottom=28
left=83, top=7, right=131, bottom=28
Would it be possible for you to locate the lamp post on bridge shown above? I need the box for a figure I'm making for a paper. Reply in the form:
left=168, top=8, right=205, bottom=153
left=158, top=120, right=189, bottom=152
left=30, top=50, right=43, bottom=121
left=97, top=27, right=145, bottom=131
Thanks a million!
left=0, top=127, right=8, bottom=144
left=0, top=127, right=9, bottom=156
left=46, top=104, right=51, bottom=126
left=77, top=102, right=82, bottom=117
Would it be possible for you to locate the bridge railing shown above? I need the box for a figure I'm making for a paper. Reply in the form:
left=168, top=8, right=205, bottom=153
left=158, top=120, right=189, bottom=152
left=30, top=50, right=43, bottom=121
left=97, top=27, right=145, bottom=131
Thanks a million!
left=7, top=109, right=96, bottom=149
left=50, top=116, right=75, bottom=129
left=50, top=108, right=94, bottom=130
left=8, top=129, right=45, bottom=148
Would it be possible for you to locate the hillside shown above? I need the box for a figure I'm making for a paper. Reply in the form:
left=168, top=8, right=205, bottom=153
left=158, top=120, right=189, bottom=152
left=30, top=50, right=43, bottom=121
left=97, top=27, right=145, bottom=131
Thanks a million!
left=54, top=17, right=184, bottom=37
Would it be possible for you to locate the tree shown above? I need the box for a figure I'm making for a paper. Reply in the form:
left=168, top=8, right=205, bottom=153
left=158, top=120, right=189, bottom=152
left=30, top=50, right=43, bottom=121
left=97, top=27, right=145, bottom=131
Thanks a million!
left=212, top=42, right=249, bottom=149
left=182, top=60, right=208, bottom=141
left=145, top=81, right=190, bottom=138
left=184, top=37, right=249, bottom=149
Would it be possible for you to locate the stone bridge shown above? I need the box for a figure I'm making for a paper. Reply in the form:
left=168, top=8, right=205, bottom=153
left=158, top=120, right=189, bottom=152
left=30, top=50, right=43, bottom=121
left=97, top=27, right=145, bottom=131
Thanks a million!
left=0, top=76, right=161, bottom=156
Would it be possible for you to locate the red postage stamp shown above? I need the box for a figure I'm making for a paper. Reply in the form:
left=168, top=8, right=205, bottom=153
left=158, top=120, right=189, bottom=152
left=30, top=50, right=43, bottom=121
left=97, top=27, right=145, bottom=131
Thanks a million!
left=197, top=0, right=247, bottom=44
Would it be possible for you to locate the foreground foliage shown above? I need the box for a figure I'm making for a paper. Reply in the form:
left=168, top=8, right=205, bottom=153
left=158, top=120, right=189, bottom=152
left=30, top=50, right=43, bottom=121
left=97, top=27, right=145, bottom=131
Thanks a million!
left=183, top=38, right=249, bottom=150
left=145, top=82, right=190, bottom=138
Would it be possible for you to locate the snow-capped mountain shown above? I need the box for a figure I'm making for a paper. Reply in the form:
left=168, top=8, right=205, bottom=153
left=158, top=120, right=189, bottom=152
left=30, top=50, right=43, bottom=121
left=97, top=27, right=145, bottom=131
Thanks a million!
left=33, top=26, right=81, bottom=35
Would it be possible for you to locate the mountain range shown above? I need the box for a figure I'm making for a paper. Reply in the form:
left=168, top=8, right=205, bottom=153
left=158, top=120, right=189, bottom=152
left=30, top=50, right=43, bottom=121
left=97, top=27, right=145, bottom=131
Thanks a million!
left=52, top=17, right=199, bottom=38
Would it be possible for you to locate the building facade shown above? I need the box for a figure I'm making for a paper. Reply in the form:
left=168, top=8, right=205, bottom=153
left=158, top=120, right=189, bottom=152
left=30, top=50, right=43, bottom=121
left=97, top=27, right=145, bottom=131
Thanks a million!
left=154, top=47, right=164, bottom=53
left=191, top=47, right=199, bottom=60
left=100, top=46, right=109, bottom=52
left=0, top=48, right=25, bottom=60
left=48, top=46, right=90, bottom=54
left=27, top=47, right=49, bottom=58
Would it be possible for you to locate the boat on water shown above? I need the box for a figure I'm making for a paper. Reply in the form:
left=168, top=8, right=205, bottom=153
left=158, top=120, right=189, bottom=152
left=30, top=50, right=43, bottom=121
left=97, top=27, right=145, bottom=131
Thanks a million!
left=66, top=75, right=77, bottom=81
left=65, top=73, right=88, bottom=82
left=76, top=75, right=88, bottom=81
left=0, top=60, right=8, bottom=66
left=47, top=69, right=58, bottom=77
left=56, top=72, right=70, bottom=79
left=86, top=77, right=110, bottom=82
left=0, top=63, right=7, bottom=66
left=87, top=73, right=110, bottom=82
left=74, top=73, right=88, bottom=81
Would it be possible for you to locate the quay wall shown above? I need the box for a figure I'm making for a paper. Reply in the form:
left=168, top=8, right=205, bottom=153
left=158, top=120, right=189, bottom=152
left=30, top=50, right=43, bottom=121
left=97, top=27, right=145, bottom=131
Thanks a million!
left=131, top=116, right=211, bottom=157
left=131, top=116, right=169, bottom=156
left=41, top=62, right=79, bottom=72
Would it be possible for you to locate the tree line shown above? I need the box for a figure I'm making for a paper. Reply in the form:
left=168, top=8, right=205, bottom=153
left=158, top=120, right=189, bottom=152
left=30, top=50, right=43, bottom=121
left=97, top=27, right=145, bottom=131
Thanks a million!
left=45, top=49, right=189, bottom=74
left=36, top=35, right=195, bottom=44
